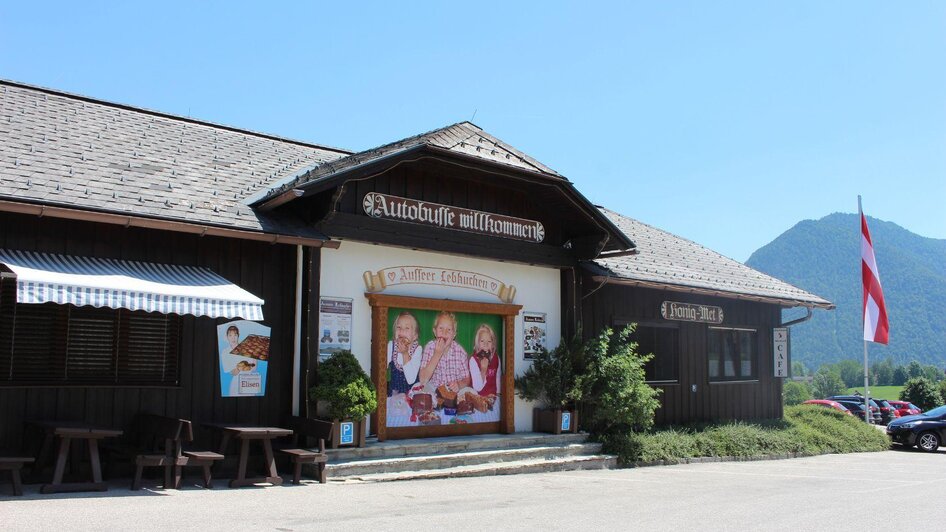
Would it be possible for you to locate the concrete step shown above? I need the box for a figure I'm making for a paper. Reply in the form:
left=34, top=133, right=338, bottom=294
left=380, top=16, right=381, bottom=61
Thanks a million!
left=334, top=454, right=617, bottom=482
left=325, top=432, right=588, bottom=461
left=327, top=442, right=603, bottom=477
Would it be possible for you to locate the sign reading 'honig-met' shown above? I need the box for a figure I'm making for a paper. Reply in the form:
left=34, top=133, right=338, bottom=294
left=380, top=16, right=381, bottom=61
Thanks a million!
left=660, top=301, right=724, bottom=324
left=363, top=192, right=545, bottom=243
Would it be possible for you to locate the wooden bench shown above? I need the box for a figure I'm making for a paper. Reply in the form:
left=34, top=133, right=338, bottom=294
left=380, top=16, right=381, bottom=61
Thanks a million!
left=109, top=414, right=221, bottom=490
left=278, top=417, right=333, bottom=485
left=181, top=450, right=224, bottom=489
left=0, top=456, right=34, bottom=496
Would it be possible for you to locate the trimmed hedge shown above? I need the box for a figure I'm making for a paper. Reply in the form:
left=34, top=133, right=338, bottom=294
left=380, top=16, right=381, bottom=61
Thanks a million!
left=601, top=405, right=890, bottom=465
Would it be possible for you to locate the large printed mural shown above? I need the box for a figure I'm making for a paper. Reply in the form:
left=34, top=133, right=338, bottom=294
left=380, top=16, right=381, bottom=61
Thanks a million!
left=385, top=308, right=503, bottom=428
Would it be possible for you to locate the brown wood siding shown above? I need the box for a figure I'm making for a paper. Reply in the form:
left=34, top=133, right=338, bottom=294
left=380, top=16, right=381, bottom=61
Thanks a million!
left=301, top=158, right=612, bottom=262
left=0, top=212, right=299, bottom=451
left=579, top=277, right=784, bottom=426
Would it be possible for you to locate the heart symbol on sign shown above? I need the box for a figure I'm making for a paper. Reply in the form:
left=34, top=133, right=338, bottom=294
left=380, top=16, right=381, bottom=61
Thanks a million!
left=490, top=282, right=497, bottom=291
left=387, top=272, right=396, bottom=282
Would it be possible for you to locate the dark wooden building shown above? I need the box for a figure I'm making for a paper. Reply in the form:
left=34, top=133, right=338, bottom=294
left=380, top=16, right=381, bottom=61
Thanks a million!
left=0, top=79, right=832, bottom=456
left=578, top=209, right=834, bottom=425
left=0, top=80, right=349, bottom=450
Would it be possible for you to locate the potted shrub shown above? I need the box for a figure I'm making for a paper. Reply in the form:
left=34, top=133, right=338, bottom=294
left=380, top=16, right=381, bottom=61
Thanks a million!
left=515, top=337, right=583, bottom=434
left=308, top=351, right=377, bottom=448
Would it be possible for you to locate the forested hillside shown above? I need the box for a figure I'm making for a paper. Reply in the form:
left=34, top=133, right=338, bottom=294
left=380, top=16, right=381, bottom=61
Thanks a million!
left=746, top=213, right=946, bottom=368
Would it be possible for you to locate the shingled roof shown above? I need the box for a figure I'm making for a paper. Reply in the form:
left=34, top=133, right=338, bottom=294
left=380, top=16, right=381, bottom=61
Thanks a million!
left=589, top=208, right=833, bottom=308
left=0, top=80, right=350, bottom=240
left=254, top=121, right=564, bottom=204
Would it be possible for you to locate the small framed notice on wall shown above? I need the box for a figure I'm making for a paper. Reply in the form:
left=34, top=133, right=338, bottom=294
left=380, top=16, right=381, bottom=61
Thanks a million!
left=523, top=312, right=547, bottom=360
left=319, top=296, right=353, bottom=362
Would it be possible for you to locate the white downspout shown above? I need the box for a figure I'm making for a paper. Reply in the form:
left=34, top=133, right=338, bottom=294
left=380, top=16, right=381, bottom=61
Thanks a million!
left=291, top=244, right=303, bottom=416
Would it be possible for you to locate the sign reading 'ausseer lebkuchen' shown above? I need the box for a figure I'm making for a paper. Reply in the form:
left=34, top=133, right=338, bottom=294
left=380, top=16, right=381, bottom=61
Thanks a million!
left=362, top=192, right=545, bottom=243
left=660, top=301, right=724, bottom=324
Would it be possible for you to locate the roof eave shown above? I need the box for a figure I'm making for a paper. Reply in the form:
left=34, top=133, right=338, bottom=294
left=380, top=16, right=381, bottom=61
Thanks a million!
left=0, top=197, right=337, bottom=248
left=589, top=274, right=835, bottom=310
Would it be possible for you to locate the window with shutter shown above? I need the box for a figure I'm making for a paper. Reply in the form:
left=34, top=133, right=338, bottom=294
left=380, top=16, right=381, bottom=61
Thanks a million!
left=66, top=307, right=118, bottom=382
left=118, top=310, right=181, bottom=386
left=0, top=302, right=181, bottom=387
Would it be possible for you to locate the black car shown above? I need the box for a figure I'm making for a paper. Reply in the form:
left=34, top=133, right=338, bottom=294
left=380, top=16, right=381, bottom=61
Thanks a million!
left=871, top=398, right=901, bottom=424
left=835, top=400, right=872, bottom=422
left=829, top=396, right=883, bottom=424
left=886, top=405, right=946, bottom=452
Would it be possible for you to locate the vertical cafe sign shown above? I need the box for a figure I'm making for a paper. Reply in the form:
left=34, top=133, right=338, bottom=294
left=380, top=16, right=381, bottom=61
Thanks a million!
left=363, top=192, right=545, bottom=243
left=218, top=320, right=272, bottom=397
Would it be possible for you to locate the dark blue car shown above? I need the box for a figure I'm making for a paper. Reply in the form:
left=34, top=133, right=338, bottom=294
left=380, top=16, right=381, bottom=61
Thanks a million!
left=886, top=405, right=946, bottom=452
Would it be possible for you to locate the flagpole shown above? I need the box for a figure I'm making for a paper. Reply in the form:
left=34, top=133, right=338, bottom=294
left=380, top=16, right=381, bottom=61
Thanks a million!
left=859, top=195, right=871, bottom=424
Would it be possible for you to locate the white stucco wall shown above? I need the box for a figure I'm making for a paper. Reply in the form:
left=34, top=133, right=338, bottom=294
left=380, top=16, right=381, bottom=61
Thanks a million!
left=319, top=240, right=561, bottom=432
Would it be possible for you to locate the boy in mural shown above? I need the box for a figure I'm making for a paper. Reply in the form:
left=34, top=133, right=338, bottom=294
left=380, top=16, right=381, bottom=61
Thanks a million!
left=387, top=311, right=422, bottom=396
left=419, top=311, right=471, bottom=392
left=469, top=323, right=501, bottom=396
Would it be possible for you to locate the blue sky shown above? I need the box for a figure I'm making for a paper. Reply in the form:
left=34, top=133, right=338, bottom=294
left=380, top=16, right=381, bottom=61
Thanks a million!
left=2, top=1, right=943, bottom=261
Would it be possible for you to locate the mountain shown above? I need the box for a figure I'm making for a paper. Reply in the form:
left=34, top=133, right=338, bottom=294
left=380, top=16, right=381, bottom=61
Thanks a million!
left=746, top=213, right=946, bottom=369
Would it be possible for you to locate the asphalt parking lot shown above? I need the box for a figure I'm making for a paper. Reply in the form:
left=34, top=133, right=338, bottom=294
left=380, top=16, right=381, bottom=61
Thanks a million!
left=2, top=447, right=943, bottom=531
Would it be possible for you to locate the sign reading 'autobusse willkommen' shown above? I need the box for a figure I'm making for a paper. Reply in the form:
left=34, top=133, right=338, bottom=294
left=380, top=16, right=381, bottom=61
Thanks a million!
left=363, top=192, right=545, bottom=243
left=660, top=301, right=724, bottom=324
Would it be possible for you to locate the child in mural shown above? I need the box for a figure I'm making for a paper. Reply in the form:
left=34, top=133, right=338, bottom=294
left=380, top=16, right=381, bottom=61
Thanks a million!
left=419, top=311, right=471, bottom=392
left=387, top=311, right=422, bottom=396
left=469, top=323, right=501, bottom=396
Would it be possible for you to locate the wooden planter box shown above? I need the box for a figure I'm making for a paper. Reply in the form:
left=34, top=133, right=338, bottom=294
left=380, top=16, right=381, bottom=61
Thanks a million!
left=532, top=408, right=579, bottom=434
left=327, top=418, right=367, bottom=448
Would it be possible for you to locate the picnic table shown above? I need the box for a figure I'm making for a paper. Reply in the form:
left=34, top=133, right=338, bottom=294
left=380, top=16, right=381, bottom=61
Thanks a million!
left=27, top=420, right=123, bottom=494
left=203, top=423, right=292, bottom=488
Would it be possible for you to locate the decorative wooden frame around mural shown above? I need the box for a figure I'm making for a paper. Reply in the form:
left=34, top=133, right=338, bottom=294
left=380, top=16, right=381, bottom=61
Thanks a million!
left=366, top=293, right=521, bottom=441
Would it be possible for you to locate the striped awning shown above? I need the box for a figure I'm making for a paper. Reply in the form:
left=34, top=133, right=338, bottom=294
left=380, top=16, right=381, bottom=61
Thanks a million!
left=0, top=249, right=264, bottom=320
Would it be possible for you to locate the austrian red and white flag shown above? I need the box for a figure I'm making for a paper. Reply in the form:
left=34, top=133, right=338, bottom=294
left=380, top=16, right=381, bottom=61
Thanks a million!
left=861, top=211, right=889, bottom=344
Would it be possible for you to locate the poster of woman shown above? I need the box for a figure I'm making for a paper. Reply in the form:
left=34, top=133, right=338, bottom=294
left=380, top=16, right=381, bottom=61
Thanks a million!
left=385, top=307, right=503, bottom=428
left=217, top=319, right=271, bottom=397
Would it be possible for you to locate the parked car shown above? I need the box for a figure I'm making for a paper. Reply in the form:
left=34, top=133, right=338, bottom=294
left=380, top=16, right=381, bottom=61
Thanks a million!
left=835, top=400, right=871, bottom=422
left=886, top=405, right=946, bottom=452
left=888, top=400, right=922, bottom=417
left=871, top=398, right=901, bottom=424
left=802, top=399, right=853, bottom=415
left=829, top=396, right=883, bottom=424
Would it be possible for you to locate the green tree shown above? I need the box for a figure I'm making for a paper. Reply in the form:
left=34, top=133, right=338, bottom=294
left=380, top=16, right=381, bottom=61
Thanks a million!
left=922, top=364, right=944, bottom=383
left=937, top=380, right=946, bottom=407
left=791, top=361, right=809, bottom=378
left=907, top=361, right=924, bottom=380
left=892, top=366, right=909, bottom=386
left=899, top=377, right=942, bottom=412
left=871, top=358, right=895, bottom=386
left=783, top=381, right=812, bottom=405
left=574, top=325, right=662, bottom=435
left=811, top=367, right=845, bottom=399
left=834, top=359, right=864, bottom=389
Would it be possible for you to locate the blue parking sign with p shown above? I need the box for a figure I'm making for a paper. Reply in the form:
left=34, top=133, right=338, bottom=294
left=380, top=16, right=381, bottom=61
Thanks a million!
left=561, top=412, right=571, bottom=432
left=340, top=421, right=354, bottom=445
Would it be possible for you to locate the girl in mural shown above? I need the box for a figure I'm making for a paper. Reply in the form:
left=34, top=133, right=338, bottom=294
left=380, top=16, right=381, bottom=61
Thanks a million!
left=419, top=311, right=471, bottom=392
left=469, top=323, right=501, bottom=396
left=387, top=311, right=422, bottom=396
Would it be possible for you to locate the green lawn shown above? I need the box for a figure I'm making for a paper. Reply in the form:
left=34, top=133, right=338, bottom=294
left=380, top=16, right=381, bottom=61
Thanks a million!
left=845, top=385, right=903, bottom=399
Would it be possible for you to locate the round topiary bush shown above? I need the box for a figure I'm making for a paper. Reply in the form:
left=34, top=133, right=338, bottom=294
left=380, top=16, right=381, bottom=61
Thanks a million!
left=900, top=377, right=942, bottom=412
left=309, top=351, right=377, bottom=421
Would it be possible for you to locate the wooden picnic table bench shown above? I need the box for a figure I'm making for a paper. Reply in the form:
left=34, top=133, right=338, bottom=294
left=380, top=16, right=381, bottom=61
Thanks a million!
left=203, top=423, right=292, bottom=488
left=26, top=420, right=123, bottom=494
left=0, top=455, right=35, bottom=496
left=106, top=414, right=223, bottom=490
left=277, top=416, right=333, bottom=485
